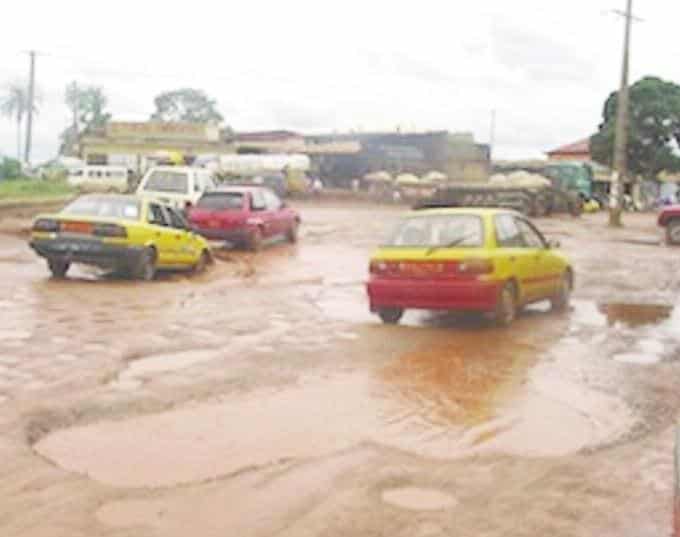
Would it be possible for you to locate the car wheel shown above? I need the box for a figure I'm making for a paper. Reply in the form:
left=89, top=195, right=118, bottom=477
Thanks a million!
left=286, top=222, right=299, bottom=243
left=550, top=272, right=572, bottom=312
left=667, top=219, right=680, bottom=246
left=248, top=227, right=263, bottom=252
left=48, top=259, right=70, bottom=278
left=495, top=283, right=517, bottom=326
left=192, top=250, right=210, bottom=274
left=132, top=249, right=156, bottom=281
left=378, top=308, right=404, bottom=325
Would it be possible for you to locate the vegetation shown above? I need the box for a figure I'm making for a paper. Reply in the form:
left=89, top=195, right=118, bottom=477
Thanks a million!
left=591, top=76, right=680, bottom=179
left=1, top=80, right=40, bottom=162
left=150, top=88, right=224, bottom=123
left=0, top=177, right=75, bottom=201
left=59, top=82, right=111, bottom=154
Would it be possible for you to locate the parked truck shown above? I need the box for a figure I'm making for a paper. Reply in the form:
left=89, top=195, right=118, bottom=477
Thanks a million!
left=422, top=161, right=593, bottom=217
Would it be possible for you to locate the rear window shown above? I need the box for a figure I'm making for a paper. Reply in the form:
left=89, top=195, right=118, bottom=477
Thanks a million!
left=142, top=170, right=189, bottom=194
left=386, top=214, right=484, bottom=248
left=197, top=192, right=245, bottom=210
left=62, top=197, right=140, bottom=220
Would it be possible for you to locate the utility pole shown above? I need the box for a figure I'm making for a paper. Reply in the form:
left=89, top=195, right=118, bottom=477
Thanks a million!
left=609, top=0, right=634, bottom=227
left=24, top=50, right=36, bottom=166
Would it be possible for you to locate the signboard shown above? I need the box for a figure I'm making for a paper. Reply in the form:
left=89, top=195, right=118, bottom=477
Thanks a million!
left=106, top=122, right=219, bottom=142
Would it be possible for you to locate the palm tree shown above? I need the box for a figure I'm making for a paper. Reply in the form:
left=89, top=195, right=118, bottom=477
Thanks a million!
left=1, top=81, right=28, bottom=161
left=0, top=80, right=41, bottom=163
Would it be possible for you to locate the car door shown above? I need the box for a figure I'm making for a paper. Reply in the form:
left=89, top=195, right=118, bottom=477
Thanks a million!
left=515, top=217, right=561, bottom=299
left=493, top=214, right=539, bottom=304
left=146, top=202, right=176, bottom=266
left=250, top=189, right=276, bottom=238
left=263, top=189, right=287, bottom=235
left=164, top=206, right=196, bottom=265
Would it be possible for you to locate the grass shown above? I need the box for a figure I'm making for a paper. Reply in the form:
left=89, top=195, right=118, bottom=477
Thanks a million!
left=0, top=178, right=75, bottom=202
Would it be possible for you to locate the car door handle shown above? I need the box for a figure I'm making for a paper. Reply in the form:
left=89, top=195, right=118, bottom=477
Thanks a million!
left=509, top=256, right=516, bottom=262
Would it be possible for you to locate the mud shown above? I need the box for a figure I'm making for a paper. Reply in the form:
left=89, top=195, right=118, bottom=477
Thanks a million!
left=1, top=207, right=680, bottom=536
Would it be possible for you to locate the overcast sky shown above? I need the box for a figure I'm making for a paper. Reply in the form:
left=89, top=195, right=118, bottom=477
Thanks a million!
left=1, top=0, right=679, bottom=163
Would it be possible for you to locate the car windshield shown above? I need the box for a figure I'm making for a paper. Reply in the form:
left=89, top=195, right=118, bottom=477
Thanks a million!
left=142, top=170, right=189, bottom=193
left=386, top=214, right=484, bottom=247
left=197, top=192, right=244, bottom=210
left=62, top=197, right=140, bottom=220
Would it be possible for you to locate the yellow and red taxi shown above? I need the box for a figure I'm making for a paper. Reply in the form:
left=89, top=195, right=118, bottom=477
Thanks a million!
left=366, top=208, right=573, bottom=325
left=30, top=195, right=211, bottom=280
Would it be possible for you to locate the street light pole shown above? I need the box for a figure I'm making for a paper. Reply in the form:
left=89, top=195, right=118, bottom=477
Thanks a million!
left=609, top=0, right=633, bottom=227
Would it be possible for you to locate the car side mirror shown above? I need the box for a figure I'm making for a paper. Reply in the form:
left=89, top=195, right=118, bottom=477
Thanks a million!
left=548, top=239, right=561, bottom=249
left=280, top=202, right=287, bottom=209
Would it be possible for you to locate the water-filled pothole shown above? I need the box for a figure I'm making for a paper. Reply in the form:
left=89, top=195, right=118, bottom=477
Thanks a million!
left=598, top=303, right=673, bottom=327
left=381, top=487, right=457, bottom=511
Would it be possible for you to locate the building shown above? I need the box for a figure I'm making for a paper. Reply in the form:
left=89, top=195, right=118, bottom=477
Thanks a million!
left=546, top=138, right=591, bottom=162
left=79, top=121, right=234, bottom=172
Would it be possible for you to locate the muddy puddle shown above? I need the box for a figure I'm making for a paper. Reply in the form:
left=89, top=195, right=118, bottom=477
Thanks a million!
left=381, top=487, right=457, bottom=511
left=36, top=333, right=634, bottom=489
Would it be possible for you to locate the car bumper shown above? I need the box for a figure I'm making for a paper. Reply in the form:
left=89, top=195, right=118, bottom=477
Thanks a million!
left=192, top=227, right=251, bottom=242
left=366, top=277, right=501, bottom=312
left=30, top=238, right=145, bottom=268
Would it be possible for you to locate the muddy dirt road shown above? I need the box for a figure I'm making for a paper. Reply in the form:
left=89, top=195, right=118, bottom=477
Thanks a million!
left=1, top=203, right=680, bottom=536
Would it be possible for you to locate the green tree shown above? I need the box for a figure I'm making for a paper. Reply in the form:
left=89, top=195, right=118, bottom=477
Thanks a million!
left=150, top=88, right=223, bottom=123
left=591, top=76, right=680, bottom=180
left=1, top=80, right=40, bottom=162
left=59, top=83, right=111, bottom=155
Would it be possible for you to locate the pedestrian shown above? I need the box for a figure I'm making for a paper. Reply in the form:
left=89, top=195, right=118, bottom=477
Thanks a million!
left=351, top=178, right=360, bottom=193
left=313, top=177, right=323, bottom=199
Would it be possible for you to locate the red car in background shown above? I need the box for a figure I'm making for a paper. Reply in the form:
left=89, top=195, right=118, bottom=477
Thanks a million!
left=658, top=206, right=680, bottom=245
left=188, top=186, right=300, bottom=251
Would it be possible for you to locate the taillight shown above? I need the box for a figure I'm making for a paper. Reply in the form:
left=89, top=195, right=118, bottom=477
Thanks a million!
left=93, top=223, right=127, bottom=238
left=33, top=219, right=60, bottom=232
left=457, top=259, right=494, bottom=275
left=370, top=260, right=389, bottom=275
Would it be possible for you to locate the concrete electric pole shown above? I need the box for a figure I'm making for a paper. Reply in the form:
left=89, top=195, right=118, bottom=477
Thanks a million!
left=24, top=50, right=36, bottom=166
left=609, top=0, right=634, bottom=227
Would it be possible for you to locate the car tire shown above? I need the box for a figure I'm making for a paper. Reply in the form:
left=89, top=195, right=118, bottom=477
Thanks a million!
left=248, top=227, right=263, bottom=252
left=286, top=222, right=299, bottom=243
left=667, top=219, right=680, bottom=246
left=495, top=283, right=517, bottom=326
left=132, top=248, right=156, bottom=281
left=192, top=250, right=210, bottom=274
left=550, top=272, right=572, bottom=312
left=48, top=259, right=70, bottom=278
left=378, top=308, right=404, bottom=325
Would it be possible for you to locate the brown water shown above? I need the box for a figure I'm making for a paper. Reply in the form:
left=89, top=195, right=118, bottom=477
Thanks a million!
left=381, top=487, right=457, bottom=511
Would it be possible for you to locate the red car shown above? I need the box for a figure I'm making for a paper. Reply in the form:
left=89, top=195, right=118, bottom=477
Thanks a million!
left=188, top=186, right=300, bottom=250
left=658, top=206, right=680, bottom=245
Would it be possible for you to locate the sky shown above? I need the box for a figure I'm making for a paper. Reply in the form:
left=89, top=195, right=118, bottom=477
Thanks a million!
left=1, top=0, right=679, bottom=164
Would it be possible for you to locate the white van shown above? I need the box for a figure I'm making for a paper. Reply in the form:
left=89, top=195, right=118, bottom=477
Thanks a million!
left=68, top=166, right=129, bottom=193
left=136, top=166, right=217, bottom=209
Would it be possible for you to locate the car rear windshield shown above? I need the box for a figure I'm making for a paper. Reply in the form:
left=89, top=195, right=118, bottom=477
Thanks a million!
left=62, top=197, right=140, bottom=220
left=142, top=170, right=189, bottom=194
left=386, top=214, right=484, bottom=248
left=197, top=192, right=244, bottom=210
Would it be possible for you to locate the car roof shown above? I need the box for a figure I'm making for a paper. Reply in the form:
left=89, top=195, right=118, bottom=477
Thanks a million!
left=407, top=207, right=520, bottom=217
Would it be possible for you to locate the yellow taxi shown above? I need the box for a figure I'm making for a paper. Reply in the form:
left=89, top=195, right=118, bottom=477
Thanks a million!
left=30, top=195, right=211, bottom=280
left=366, top=207, right=573, bottom=325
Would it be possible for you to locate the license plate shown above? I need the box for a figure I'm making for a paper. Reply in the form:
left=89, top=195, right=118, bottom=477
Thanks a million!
left=402, top=262, right=444, bottom=277
left=62, top=221, right=93, bottom=234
